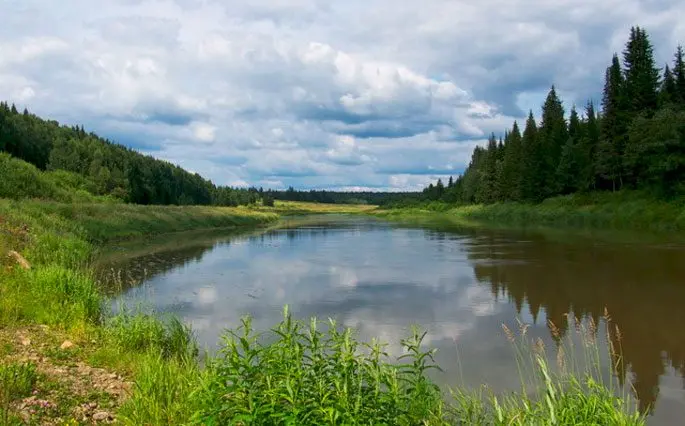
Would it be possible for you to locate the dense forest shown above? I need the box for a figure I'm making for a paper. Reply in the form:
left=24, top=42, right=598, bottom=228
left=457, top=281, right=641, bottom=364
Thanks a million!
left=0, top=103, right=261, bottom=206
left=267, top=187, right=421, bottom=205
left=422, top=27, right=685, bottom=204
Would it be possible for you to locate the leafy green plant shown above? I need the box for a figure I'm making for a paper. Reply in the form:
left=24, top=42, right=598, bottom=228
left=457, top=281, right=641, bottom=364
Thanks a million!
left=192, top=307, right=446, bottom=425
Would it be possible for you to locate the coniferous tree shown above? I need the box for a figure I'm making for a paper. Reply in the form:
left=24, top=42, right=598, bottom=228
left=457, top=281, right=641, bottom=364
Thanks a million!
left=521, top=111, right=541, bottom=201
left=622, top=26, right=661, bottom=115
left=538, top=86, right=568, bottom=197
left=598, top=54, right=628, bottom=191
left=476, top=134, right=499, bottom=203
left=501, top=121, right=524, bottom=201
left=674, top=45, right=685, bottom=106
left=625, top=108, right=685, bottom=195
left=557, top=106, right=582, bottom=194
left=577, top=101, right=600, bottom=191
left=436, top=178, right=445, bottom=199
left=659, top=65, right=678, bottom=107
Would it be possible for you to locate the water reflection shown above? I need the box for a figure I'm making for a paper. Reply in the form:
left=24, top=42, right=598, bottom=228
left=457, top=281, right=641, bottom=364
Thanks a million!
left=99, top=217, right=685, bottom=424
left=465, top=228, right=685, bottom=415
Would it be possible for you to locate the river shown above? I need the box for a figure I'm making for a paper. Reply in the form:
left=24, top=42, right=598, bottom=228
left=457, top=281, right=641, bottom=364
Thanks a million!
left=96, top=215, right=685, bottom=424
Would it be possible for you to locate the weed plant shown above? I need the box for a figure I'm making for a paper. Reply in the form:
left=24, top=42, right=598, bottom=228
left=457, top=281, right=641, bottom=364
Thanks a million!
left=0, top=362, right=37, bottom=424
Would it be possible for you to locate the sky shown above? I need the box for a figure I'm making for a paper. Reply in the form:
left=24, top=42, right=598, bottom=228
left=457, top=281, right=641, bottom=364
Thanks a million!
left=1, top=0, right=683, bottom=191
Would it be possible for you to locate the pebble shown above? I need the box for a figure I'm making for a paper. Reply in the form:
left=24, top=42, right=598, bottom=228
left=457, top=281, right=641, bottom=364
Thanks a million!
left=93, top=411, right=111, bottom=421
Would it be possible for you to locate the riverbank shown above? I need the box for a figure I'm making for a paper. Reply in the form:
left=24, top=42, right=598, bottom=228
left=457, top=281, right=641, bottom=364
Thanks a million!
left=377, top=191, right=685, bottom=235
left=1, top=198, right=645, bottom=424
left=0, top=198, right=277, bottom=423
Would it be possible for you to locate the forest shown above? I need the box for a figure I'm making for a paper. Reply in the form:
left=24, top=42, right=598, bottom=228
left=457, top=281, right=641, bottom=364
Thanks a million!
left=0, top=104, right=261, bottom=206
left=267, top=187, right=420, bottom=205
left=422, top=27, right=685, bottom=204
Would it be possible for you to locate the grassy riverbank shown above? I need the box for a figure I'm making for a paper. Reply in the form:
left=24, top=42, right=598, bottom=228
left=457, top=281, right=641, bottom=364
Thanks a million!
left=378, top=191, right=685, bottom=234
left=1, top=198, right=645, bottom=424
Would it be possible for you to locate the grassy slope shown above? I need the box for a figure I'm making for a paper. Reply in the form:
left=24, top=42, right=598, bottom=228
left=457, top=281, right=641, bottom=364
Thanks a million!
left=377, top=191, right=685, bottom=234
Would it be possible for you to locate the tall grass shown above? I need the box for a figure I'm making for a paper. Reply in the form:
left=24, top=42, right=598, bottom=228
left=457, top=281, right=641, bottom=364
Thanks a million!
left=0, top=361, right=38, bottom=424
left=119, top=308, right=644, bottom=425
left=105, top=310, right=199, bottom=361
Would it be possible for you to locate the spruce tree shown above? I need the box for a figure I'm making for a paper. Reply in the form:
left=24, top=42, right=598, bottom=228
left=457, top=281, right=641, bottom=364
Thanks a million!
left=622, top=26, right=660, bottom=115
left=521, top=111, right=541, bottom=201
left=477, top=134, right=500, bottom=203
left=577, top=101, right=600, bottom=191
left=659, top=65, right=678, bottom=107
left=598, top=54, right=628, bottom=191
left=436, top=178, right=445, bottom=199
left=557, top=106, right=582, bottom=194
left=674, top=45, right=685, bottom=106
left=501, top=121, right=524, bottom=201
left=538, top=86, right=568, bottom=198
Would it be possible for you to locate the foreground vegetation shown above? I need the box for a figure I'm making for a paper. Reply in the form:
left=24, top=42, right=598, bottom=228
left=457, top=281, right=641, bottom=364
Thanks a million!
left=379, top=190, right=685, bottom=234
left=116, top=308, right=644, bottom=425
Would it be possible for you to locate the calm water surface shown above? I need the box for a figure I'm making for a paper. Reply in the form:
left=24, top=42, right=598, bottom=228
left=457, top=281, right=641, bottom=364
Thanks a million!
left=97, top=215, right=685, bottom=424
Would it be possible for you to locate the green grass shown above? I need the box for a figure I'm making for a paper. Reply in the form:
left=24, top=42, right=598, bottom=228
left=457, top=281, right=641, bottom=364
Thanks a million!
left=105, top=311, right=199, bottom=361
left=377, top=190, right=685, bottom=234
left=115, top=309, right=645, bottom=426
left=0, top=361, right=38, bottom=424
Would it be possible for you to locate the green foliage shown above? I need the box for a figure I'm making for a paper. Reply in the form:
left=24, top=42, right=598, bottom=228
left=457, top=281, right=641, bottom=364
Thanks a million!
left=1, top=362, right=38, bottom=424
left=118, top=354, right=205, bottom=426
left=625, top=107, right=685, bottom=196
left=118, top=309, right=645, bottom=426
left=105, top=312, right=199, bottom=361
left=193, top=308, right=444, bottom=425
left=18, top=266, right=101, bottom=327
left=622, top=26, right=661, bottom=115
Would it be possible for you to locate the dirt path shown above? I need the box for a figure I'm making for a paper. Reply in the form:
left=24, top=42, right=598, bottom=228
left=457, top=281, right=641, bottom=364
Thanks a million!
left=0, top=326, right=131, bottom=425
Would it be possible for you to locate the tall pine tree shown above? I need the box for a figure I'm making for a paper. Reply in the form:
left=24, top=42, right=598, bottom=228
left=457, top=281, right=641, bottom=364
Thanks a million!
left=674, top=45, right=685, bottom=107
left=521, top=111, right=541, bottom=201
left=556, top=106, right=582, bottom=194
left=538, top=86, right=568, bottom=198
left=577, top=101, right=600, bottom=191
left=501, top=121, right=524, bottom=201
left=598, top=54, right=628, bottom=191
left=622, top=26, right=660, bottom=115
left=659, top=65, right=678, bottom=107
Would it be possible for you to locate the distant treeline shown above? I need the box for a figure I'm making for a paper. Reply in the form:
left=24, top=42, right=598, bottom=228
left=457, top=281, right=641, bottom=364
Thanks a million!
left=0, top=103, right=260, bottom=206
left=422, top=27, right=685, bottom=204
left=266, top=187, right=421, bottom=206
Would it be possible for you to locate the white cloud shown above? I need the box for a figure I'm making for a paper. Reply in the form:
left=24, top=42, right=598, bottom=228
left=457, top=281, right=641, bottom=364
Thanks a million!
left=0, top=0, right=682, bottom=190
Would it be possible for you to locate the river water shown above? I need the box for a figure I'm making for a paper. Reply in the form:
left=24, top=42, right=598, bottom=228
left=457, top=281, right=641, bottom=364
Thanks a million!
left=96, top=215, right=685, bottom=424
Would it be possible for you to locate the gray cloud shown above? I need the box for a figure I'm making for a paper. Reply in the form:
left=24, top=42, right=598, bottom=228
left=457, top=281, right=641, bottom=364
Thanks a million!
left=0, top=0, right=682, bottom=190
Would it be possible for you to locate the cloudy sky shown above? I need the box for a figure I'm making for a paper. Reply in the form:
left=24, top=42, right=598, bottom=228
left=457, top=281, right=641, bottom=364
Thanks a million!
left=1, top=0, right=683, bottom=190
